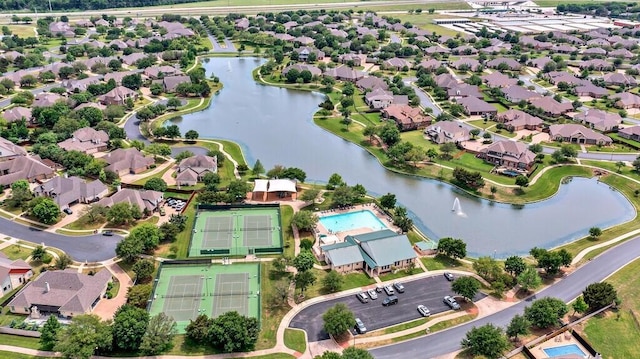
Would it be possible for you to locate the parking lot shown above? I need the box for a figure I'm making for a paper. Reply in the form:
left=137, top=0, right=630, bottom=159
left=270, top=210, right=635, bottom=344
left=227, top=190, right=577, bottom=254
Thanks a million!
left=165, top=197, right=187, bottom=213
left=289, top=274, right=486, bottom=341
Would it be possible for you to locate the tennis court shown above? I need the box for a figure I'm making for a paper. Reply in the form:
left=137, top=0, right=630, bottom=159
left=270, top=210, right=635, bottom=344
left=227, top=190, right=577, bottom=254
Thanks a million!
left=148, top=261, right=260, bottom=333
left=189, top=205, right=283, bottom=257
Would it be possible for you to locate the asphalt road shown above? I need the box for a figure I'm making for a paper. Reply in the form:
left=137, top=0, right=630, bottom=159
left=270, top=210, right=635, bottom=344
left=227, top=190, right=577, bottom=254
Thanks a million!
left=289, top=275, right=485, bottom=341
left=370, top=235, right=640, bottom=358
left=0, top=217, right=122, bottom=262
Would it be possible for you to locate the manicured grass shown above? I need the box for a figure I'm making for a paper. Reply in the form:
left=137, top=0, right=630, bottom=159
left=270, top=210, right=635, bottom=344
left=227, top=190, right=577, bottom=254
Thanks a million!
left=378, top=267, right=424, bottom=282
left=342, top=271, right=376, bottom=289
left=165, top=201, right=197, bottom=259
left=284, top=328, right=307, bottom=353
left=0, top=351, right=47, bottom=359
left=582, top=258, right=640, bottom=359
left=0, top=334, right=40, bottom=350
left=257, top=262, right=290, bottom=350
left=0, top=245, right=31, bottom=260
left=131, top=165, right=174, bottom=186
left=421, top=255, right=473, bottom=272
left=62, top=214, right=106, bottom=231
left=5, top=25, right=35, bottom=38
left=383, top=317, right=429, bottom=334
left=0, top=306, right=27, bottom=327
left=281, top=205, right=295, bottom=258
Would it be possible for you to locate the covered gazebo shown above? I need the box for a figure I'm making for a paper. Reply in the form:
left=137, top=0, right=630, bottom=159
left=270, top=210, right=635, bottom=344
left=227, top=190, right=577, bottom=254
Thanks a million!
left=251, top=179, right=297, bottom=201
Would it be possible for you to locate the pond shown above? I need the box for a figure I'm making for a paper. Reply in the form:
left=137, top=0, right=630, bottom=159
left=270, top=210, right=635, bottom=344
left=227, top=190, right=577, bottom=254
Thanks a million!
left=175, top=57, right=635, bottom=258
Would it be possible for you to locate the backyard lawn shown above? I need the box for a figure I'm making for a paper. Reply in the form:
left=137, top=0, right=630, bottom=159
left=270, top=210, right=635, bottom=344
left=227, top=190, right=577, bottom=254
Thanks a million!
left=0, top=245, right=31, bottom=261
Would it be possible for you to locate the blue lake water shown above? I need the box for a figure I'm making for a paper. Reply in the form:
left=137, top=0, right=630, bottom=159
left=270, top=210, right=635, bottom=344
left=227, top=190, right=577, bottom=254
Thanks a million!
left=174, top=57, right=636, bottom=258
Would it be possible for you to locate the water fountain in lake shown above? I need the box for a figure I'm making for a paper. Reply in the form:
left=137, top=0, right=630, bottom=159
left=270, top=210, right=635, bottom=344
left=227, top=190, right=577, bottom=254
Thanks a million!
left=227, top=61, right=232, bottom=72
left=452, top=197, right=465, bottom=217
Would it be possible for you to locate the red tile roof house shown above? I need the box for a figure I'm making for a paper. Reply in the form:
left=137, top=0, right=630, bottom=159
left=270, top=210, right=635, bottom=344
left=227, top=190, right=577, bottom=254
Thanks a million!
left=8, top=269, right=111, bottom=318
left=0, top=253, right=33, bottom=297
left=486, top=58, right=521, bottom=71
left=549, top=124, right=612, bottom=145
left=479, top=140, right=536, bottom=171
left=502, top=85, right=542, bottom=103
left=455, top=96, right=498, bottom=117
left=482, top=72, right=518, bottom=88
left=97, top=86, right=138, bottom=106
left=447, top=84, right=483, bottom=100
left=529, top=97, right=573, bottom=117
left=2, top=107, right=32, bottom=123
left=0, top=156, right=55, bottom=187
left=614, top=92, right=640, bottom=109
left=618, top=126, right=640, bottom=142
left=176, top=154, right=218, bottom=186
left=496, top=110, right=544, bottom=131
left=381, top=104, right=431, bottom=131
left=424, top=121, right=470, bottom=144
left=572, top=109, right=622, bottom=132
left=104, top=148, right=154, bottom=176
left=58, top=127, right=109, bottom=154
left=34, top=176, right=108, bottom=210
left=96, top=188, right=163, bottom=213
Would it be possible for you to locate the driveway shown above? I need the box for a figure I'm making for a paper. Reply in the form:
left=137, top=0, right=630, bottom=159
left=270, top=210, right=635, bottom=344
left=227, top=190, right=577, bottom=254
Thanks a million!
left=289, top=275, right=485, bottom=341
left=0, top=217, right=121, bottom=262
left=370, top=234, right=640, bottom=358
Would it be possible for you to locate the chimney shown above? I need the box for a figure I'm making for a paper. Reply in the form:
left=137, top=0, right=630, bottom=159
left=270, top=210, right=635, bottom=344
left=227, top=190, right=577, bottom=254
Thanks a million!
left=45, top=282, right=50, bottom=293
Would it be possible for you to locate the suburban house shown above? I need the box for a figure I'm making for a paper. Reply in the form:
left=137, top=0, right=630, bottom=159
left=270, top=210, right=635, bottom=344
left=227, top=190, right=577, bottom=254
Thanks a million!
left=121, top=53, right=147, bottom=66
left=548, top=124, right=613, bottom=145
left=319, top=230, right=416, bottom=277
left=603, top=73, right=637, bottom=87
left=424, top=121, right=470, bottom=144
left=356, top=76, right=388, bottom=91
left=103, top=71, right=138, bottom=85
left=323, top=65, right=365, bottom=82
left=579, top=59, right=612, bottom=71
left=251, top=179, right=298, bottom=201
left=176, top=155, right=218, bottom=186
left=0, top=156, right=55, bottom=187
left=573, top=109, right=622, bottom=132
left=48, top=22, right=74, bottom=37
left=96, top=188, right=163, bottom=213
left=381, top=104, right=430, bottom=131
left=282, top=64, right=322, bottom=77
left=618, top=126, right=640, bottom=141
left=144, top=65, right=183, bottom=80
left=478, top=140, right=536, bottom=171
left=450, top=58, right=481, bottom=72
left=416, top=59, right=441, bottom=71
left=496, top=110, right=544, bottom=131
left=8, top=269, right=111, bottom=318
left=486, top=58, right=521, bottom=71
left=2, top=107, right=32, bottom=123
left=58, top=127, right=109, bottom=154
left=338, top=54, right=367, bottom=66
left=502, top=86, right=542, bottom=103
left=529, top=97, right=573, bottom=116
left=448, top=84, right=482, bottom=100
left=0, top=136, right=27, bottom=162
left=614, top=92, right=640, bottom=109
left=0, top=253, right=33, bottom=298
left=382, top=57, right=412, bottom=71
left=575, top=83, right=609, bottom=98
left=294, top=47, right=325, bottom=62
left=33, top=93, right=64, bottom=108
left=61, top=77, right=101, bottom=93
left=482, top=72, right=518, bottom=88
left=365, top=88, right=395, bottom=109
left=162, top=75, right=191, bottom=93
left=104, top=148, right=154, bottom=176
left=455, top=96, right=498, bottom=117
left=97, top=86, right=138, bottom=106
left=34, top=177, right=108, bottom=209
left=528, top=57, right=553, bottom=69
left=435, top=73, right=459, bottom=89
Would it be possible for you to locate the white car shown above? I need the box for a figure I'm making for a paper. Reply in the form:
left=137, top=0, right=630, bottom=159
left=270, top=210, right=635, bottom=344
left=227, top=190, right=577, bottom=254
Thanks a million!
left=417, top=305, right=431, bottom=317
left=383, top=285, right=394, bottom=296
left=367, top=289, right=378, bottom=300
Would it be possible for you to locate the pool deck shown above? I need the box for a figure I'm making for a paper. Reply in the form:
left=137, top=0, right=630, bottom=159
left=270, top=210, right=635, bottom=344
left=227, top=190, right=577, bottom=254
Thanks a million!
left=313, top=204, right=399, bottom=243
left=527, top=330, right=591, bottom=359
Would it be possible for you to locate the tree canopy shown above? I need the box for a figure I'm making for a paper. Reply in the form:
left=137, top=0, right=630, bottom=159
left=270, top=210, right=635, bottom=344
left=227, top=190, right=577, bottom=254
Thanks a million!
left=461, top=323, right=509, bottom=359
left=524, top=297, right=568, bottom=329
left=437, top=237, right=467, bottom=259
left=583, top=282, right=617, bottom=311
left=323, top=303, right=355, bottom=337
left=112, top=304, right=150, bottom=351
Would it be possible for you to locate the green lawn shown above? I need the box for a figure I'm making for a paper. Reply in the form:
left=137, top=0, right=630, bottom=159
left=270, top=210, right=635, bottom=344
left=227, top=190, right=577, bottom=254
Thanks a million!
left=5, top=25, right=35, bottom=37
left=0, top=306, right=27, bottom=327
left=583, top=258, right=640, bottom=359
left=0, top=245, right=31, bottom=260
left=281, top=205, right=295, bottom=258
left=284, top=328, right=306, bottom=353
left=0, top=334, right=40, bottom=350
left=0, top=351, right=47, bottom=359
left=421, top=255, right=473, bottom=272
left=386, top=14, right=469, bottom=37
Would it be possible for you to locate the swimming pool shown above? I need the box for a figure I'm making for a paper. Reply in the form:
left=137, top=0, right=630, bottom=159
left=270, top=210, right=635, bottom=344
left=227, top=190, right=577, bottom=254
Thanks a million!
left=543, top=344, right=587, bottom=358
left=319, top=210, right=388, bottom=233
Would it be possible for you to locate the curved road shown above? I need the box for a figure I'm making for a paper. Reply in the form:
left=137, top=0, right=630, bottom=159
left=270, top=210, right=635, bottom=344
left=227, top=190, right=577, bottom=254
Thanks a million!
left=0, top=217, right=122, bottom=262
left=370, top=235, right=640, bottom=358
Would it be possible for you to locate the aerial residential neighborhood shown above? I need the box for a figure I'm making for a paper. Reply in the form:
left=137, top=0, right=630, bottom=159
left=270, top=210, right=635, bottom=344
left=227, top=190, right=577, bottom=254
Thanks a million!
left=0, top=1, right=638, bottom=359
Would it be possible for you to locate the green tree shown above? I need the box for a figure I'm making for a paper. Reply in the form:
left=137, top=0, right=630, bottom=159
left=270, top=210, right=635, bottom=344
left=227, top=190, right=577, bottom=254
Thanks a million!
left=473, top=256, right=503, bottom=282
left=144, top=177, right=168, bottom=191
left=327, top=173, right=344, bottom=190
left=31, top=197, right=60, bottom=224
left=515, top=175, right=529, bottom=188
left=341, top=347, right=374, bottom=359
left=55, top=253, right=72, bottom=270
left=126, top=284, right=153, bottom=308
left=8, top=179, right=33, bottom=209
left=583, top=282, right=617, bottom=311
left=294, top=270, right=316, bottom=294
left=439, top=142, right=457, bottom=160
left=174, top=150, right=194, bottom=162
left=572, top=295, right=589, bottom=316
left=272, top=255, right=288, bottom=274
left=40, top=315, right=62, bottom=350
left=589, top=227, right=602, bottom=240
left=437, top=237, right=467, bottom=259
left=252, top=159, right=265, bottom=177
left=184, top=129, right=199, bottom=140
left=393, top=206, right=413, bottom=232
left=379, top=193, right=396, bottom=209
left=128, top=223, right=163, bottom=251
left=132, top=259, right=155, bottom=282
left=506, top=314, right=530, bottom=340
left=469, top=128, right=480, bottom=139
left=524, top=297, right=568, bottom=329
left=504, top=256, right=526, bottom=277
left=54, top=314, right=113, bottom=359
left=167, top=97, right=182, bottom=110
left=300, top=189, right=320, bottom=202
left=116, top=236, right=144, bottom=263
left=322, top=270, right=343, bottom=293
left=107, top=202, right=141, bottom=225
left=139, top=312, right=177, bottom=355
left=185, top=314, right=211, bottom=343
left=112, top=304, right=150, bottom=351
left=293, top=250, right=315, bottom=272
left=31, top=246, right=46, bottom=261
left=323, top=303, right=355, bottom=337
left=517, top=266, right=542, bottom=292
left=292, top=210, right=319, bottom=232
left=460, top=323, right=509, bottom=359
left=208, top=311, right=259, bottom=352
left=452, top=276, right=480, bottom=302
left=378, top=122, right=400, bottom=146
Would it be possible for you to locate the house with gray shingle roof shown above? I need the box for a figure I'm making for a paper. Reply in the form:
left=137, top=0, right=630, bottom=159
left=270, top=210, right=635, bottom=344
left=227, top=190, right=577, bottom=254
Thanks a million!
left=176, top=155, right=217, bottom=186
left=549, top=124, right=612, bottom=145
left=58, top=127, right=109, bottom=154
left=96, top=188, right=163, bottom=213
left=479, top=140, right=536, bottom=172
left=162, top=75, right=191, bottom=93
left=2, top=107, right=31, bottom=123
left=0, top=156, right=54, bottom=187
left=8, top=269, right=111, bottom=318
left=34, top=176, right=108, bottom=209
left=104, top=148, right=154, bottom=176
left=320, top=229, right=416, bottom=276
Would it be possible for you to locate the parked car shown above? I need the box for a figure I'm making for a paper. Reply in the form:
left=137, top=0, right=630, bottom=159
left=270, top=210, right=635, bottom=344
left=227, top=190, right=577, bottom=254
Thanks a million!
left=393, top=282, right=405, bottom=293
left=444, top=272, right=455, bottom=281
left=356, top=292, right=369, bottom=303
left=443, top=296, right=460, bottom=310
left=63, top=208, right=73, bottom=215
left=159, top=208, right=166, bottom=216
left=376, top=286, right=383, bottom=293
left=383, top=285, right=394, bottom=296
left=417, top=305, right=431, bottom=317
left=382, top=295, right=398, bottom=306
left=102, top=231, right=113, bottom=236
left=354, top=318, right=367, bottom=334
left=367, top=289, right=378, bottom=300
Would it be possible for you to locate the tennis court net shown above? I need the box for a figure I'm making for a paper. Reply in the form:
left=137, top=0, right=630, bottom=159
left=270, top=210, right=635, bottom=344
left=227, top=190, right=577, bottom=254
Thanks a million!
left=200, top=227, right=275, bottom=232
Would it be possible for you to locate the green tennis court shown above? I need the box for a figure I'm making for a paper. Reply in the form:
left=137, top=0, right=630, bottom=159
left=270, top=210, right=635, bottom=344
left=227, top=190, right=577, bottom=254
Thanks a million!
left=188, top=205, right=283, bottom=257
left=147, top=261, right=260, bottom=333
